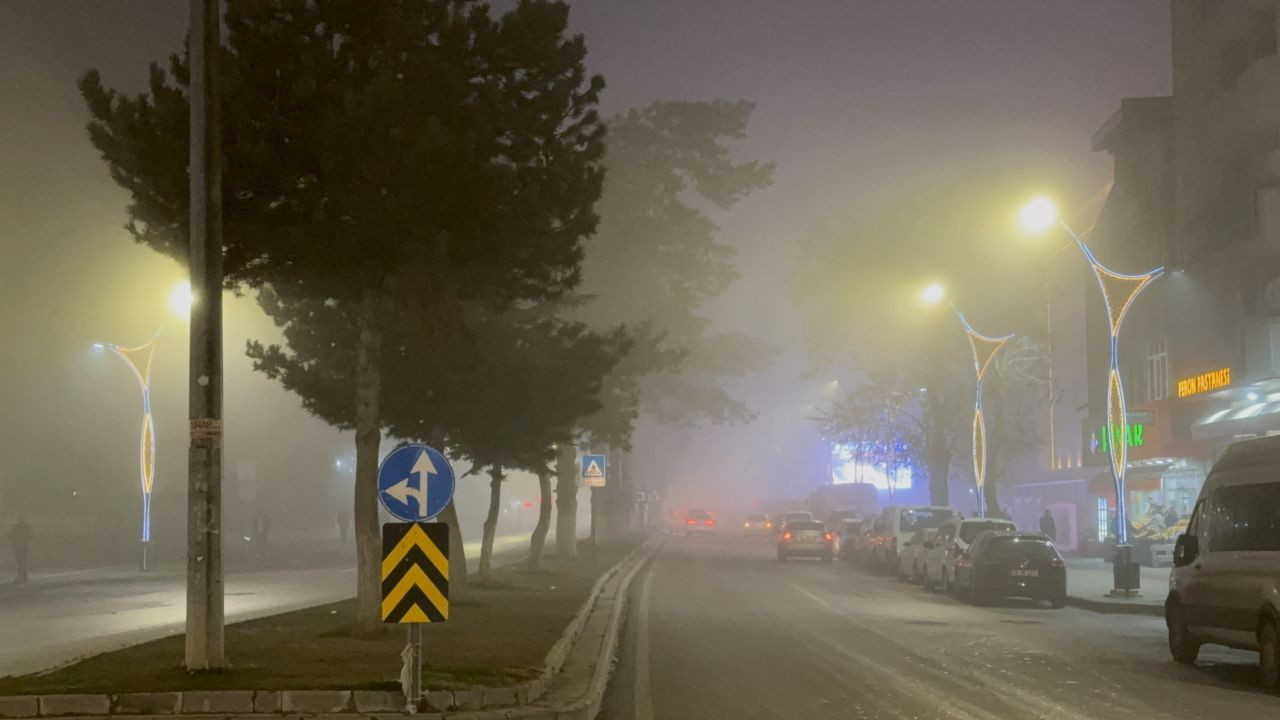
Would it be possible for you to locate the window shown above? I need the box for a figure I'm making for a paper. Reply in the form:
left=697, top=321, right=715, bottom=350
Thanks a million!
left=1210, top=482, right=1280, bottom=552
left=959, top=521, right=1016, bottom=543
left=900, top=509, right=956, bottom=531
left=1146, top=338, right=1168, bottom=401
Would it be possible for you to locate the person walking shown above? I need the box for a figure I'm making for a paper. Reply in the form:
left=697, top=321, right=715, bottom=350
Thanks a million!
left=1039, top=509, right=1058, bottom=543
left=337, top=508, right=351, bottom=543
left=8, top=516, right=32, bottom=584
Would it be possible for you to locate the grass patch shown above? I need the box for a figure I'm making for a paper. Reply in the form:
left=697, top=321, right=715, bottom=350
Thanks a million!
left=0, top=541, right=635, bottom=695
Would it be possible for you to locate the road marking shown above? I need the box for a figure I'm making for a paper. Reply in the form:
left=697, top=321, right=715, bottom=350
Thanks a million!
left=791, top=583, right=831, bottom=608
left=634, top=565, right=655, bottom=720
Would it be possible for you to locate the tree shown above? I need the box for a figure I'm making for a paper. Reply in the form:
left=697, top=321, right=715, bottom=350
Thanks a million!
left=436, top=311, right=627, bottom=581
left=982, top=337, right=1050, bottom=516
left=81, top=0, right=606, bottom=633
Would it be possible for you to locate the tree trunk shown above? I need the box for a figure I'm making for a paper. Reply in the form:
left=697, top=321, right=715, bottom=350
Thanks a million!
left=353, top=289, right=384, bottom=635
left=528, top=467, right=554, bottom=569
left=478, top=466, right=504, bottom=582
left=554, top=444, right=578, bottom=559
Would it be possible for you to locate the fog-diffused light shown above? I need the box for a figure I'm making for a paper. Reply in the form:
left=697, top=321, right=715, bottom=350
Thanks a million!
left=169, top=281, right=194, bottom=316
left=1248, top=392, right=1260, bottom=401
left=1019, top=197, right=1058, bottom=234
left=921, top=283, right=945, bottom=304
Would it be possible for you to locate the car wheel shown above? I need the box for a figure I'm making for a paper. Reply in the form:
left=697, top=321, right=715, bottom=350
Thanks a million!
left=1260, top=617, right=1280, bottom=692
left=1166, top=600, right=1200, bottom=665
left=1049, top=591, right=1066, bottom=609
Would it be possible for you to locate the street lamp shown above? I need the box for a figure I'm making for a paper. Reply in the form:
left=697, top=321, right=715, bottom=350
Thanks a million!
left=1020, top=198, right=1163, bottom=564
left=94, top=281, right=192, bottom=572
left=923, top=284, right=1012, bottom=517
left=95, top=332, right=160, bottom=571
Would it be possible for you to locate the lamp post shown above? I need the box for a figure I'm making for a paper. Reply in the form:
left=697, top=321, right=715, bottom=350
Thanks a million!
left=1020, top=198, right=1163, bottom=591
left=95, top=332, right=160, bottom=571
left=922, top=284, right=1012, bottom=517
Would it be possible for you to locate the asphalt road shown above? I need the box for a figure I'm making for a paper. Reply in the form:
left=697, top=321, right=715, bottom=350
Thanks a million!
left=0, top=533, right=530, bottom=677
left=601, top=533, right=1280, bottom=720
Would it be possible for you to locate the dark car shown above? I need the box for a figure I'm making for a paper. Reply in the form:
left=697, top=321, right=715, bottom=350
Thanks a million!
left=777, top=521, right=835, bottom=563
left=952, top=531, right=1066, bottom=607
left=684, top=508, right=716, bottom=536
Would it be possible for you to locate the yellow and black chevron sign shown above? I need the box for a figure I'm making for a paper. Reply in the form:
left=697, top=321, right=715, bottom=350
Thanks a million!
left=381, top=522, right=449, bottom=623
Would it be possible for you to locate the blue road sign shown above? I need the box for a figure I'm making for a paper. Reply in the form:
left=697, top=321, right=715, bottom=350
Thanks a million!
left=581, top=454, right=607, bottom=488
left=378, top=444, right=456, bottom=522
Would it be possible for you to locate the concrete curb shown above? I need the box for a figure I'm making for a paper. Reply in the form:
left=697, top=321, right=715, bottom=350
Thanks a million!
left=1066, top=594, right=1163, bottom=617
left=0, top=536, right=665, bottom=719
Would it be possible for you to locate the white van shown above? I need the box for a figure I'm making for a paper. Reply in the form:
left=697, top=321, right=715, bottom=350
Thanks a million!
left=1166, top=435, right=1280, bottom=691
left=867, top=505, right=962, bottom=573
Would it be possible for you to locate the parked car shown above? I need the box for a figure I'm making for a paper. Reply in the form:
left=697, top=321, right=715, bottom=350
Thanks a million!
left=1166, top=434, right=1280, bottom=691
left=836, top=518, right=866, bottom=563
left=684, top=508, right=716, bottom=536
left=896, top=528, right=936, bottom=582
left=866, top=506, right=962, bottom=574
left=952, top=531, right=1066, bottom=608
left=777, top=520, right=834, bottom=563
left=922, top=517, right=1017, bottom=592
left=742, top=513, right=772, bottom=535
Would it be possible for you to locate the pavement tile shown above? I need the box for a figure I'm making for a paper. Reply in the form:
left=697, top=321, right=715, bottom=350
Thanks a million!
left=0, top=696, right=38, bottom=719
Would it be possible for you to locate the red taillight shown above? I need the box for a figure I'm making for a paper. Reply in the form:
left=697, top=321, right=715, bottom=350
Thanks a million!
left=823, top=532, right=833, bottom=543
left=766, top=522, right=773, bottom=528
left=686, top=519, right=696, bottom=525
left=783, top=532, right=793, bottom=541
left=705, top=519, right=714, bottom=526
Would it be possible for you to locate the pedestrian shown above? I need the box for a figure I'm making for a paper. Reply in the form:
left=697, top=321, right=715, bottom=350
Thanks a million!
left=8, top=516, right=31, bottom=584
left=1039, top=509, right=1057, bottom=542
left=254, top=511, right=272, bottom=559
left=1164, top=503, right=1179, bottom=528
left=337, top=508, right=351, bottom=543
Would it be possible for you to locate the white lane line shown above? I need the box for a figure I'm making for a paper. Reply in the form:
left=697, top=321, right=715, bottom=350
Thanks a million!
left=792, top=583, right=831, bottom=608
left=634, top=565, right=656, bottom=720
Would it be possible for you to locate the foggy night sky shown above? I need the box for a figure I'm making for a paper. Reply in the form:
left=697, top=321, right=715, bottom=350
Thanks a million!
left=0, top=2, right=1170, bottom=526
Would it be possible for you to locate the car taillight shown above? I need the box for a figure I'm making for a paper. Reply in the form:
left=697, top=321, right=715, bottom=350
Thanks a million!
left=1050, top=557, right=1065, bottom=568
left=744, top=522, right=750, bottom=528
left=705, top=519, right=714, bottom=526
left=766, top=522, right=773, bottom=528
left=783, top=532, right=793, bottom=541
left=686, top=519, right=696, bottom=525
left=823, top=532, right=833, bottom=542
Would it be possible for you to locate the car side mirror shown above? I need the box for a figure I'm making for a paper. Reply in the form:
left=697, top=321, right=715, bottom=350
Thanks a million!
left=1173, top=534, right=1198, bottom=567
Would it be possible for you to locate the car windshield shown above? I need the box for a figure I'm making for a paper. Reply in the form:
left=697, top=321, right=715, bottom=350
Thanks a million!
left=959, top=521, right=1016, bottom=543
left=983, top=537, right=1058, bottom=560
left=687, top=509, right=710, bottom=519
left=900, top=509, right=955, bottom=531
left=787, top=522, right=825, bottom=532
left=746, top=514, right=768, bottom=522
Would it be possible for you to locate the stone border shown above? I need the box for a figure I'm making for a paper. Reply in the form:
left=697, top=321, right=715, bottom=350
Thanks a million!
left=0, top=535, right=664, bottom=719
left=1065, top=594, right=1163, bottom=617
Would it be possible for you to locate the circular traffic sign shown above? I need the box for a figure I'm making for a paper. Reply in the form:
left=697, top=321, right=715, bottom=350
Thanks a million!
left=377, top=444, right=456, bottom=522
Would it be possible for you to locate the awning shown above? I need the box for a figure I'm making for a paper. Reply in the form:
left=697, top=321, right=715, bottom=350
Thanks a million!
left=1192, top=400, right=1280, bottom=439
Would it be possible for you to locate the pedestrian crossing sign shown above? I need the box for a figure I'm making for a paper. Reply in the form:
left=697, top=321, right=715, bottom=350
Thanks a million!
left=581, top=454, right=607, bottom=488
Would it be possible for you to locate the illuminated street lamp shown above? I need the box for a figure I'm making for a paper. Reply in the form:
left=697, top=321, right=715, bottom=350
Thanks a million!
left=95, top=332, right=160, bottom=571
left=93, top=281, right=193, bottom=571
left=923, top=284, right=1012, bottom=517
left=1020, top=198, right=1163, bottom=550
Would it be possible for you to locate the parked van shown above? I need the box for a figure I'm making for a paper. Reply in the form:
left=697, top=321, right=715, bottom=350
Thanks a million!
left=866, top=505, right=962, bottom=574
left=1166, top=435, right=1280, bottom=691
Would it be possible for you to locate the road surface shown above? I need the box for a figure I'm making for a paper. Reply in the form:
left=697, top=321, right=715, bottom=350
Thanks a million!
left=0, top=533, right=529, bottom=677
left=601, top=533, right=1279, bottom=719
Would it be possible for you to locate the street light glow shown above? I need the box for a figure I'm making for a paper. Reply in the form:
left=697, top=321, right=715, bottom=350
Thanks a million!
left=921, top=283, right=945, bottom=304
left=1018, top=197, right=1058, bottom=234
left=169, top=281, right=194, bottom=316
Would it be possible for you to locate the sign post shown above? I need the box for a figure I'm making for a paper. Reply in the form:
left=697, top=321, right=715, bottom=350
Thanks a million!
left=581, top=454, right=607, bottom=560
left=378, top=444, right=456, bottom=713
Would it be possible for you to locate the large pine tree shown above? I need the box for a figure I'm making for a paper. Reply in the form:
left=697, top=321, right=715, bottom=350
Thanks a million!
left=80, top=0, right=605, bottom=632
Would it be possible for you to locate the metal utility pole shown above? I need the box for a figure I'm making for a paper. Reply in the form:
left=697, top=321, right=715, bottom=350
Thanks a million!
left=185, top=0, right=226, bottom=671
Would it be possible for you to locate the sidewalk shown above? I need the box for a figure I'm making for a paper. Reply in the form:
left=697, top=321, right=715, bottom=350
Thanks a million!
left=1065, top=556, right=1167, bottom=616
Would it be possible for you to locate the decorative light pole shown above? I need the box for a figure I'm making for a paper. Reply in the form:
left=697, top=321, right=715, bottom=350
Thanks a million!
left=1019, top=198, right=1163, bottom=546
left=95, top=331, right=160, bottom=571
left=923, top=284, right=1012, bottom=517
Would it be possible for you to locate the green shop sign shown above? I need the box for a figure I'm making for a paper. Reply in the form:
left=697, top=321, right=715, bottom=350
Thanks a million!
left=1092, top=423, right=1145, bottom=454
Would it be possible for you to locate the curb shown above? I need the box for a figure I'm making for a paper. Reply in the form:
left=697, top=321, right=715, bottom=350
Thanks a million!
left=1065, top=595, right=1163, bottom=617
left=0, top=536, right=665, bottom=719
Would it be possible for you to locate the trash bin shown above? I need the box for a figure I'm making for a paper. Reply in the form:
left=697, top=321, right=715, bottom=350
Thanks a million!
left=1113, top=544, right=1140, bottom=591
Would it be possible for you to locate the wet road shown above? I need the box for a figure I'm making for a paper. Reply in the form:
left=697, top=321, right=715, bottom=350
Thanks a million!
left=601, top=533, right=1279, bottom=719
